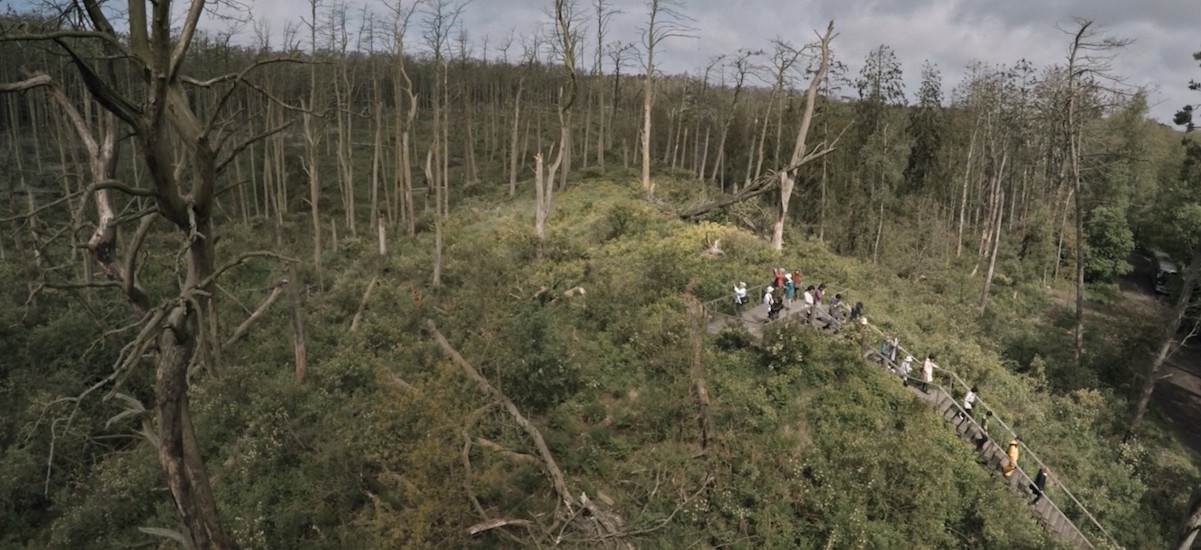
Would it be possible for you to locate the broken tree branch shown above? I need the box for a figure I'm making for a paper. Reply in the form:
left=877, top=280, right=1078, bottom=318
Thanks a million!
left=224, top=279, right=287, bottom=347
left=349, top=276, right=380, bottom=333
left=468, top=518, right=535, bottom=536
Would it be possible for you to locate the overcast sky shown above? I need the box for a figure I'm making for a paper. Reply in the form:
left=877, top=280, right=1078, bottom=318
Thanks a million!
left=7, top=0, right=1201, bottom=122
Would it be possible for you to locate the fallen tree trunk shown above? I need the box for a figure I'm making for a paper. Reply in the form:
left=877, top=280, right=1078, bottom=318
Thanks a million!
left=224, top=279, right=287, bottom=347
left=428, top=320, right=630, bottom=547
left=428, top=320, right=574, bottom=509
left=683, top=280, right=714, bottom=457
left=350, top=276, right=380, bottom=332
left=677, top=145, right=839, bottom=221
left=677, top=177, right=777, bottom=220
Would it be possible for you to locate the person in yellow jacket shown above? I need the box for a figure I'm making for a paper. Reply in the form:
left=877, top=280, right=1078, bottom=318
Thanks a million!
left=1003, top=438, right=1021, bottom=478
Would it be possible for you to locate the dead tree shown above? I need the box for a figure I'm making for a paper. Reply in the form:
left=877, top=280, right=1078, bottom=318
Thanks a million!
left=679, top=22, right=839, bottom=233
left=551, top=0, right=581, bottom=191
left=639, top=0, right=694, bottom=198
left=770, top=22, right=835, bottom=250
left=1, top=1, right=298, bottom=546
left=1061, top=20, right=1131, bottom=362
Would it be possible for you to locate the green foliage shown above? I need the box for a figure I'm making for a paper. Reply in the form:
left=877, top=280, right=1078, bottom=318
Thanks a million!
left=1084, top=206, right=1134, bottom=282
left=1, top=174, right=1196, bottom=550
left=499, top=302, right=580, bottom=414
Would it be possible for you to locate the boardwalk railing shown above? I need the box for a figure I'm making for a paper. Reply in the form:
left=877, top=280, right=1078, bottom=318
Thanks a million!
left=699, top=281, right=1120, bottom=549
left=860, top=318, right=1121, bottom=549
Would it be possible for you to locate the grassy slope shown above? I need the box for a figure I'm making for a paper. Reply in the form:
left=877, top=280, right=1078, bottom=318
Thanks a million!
left=9, top=174, right=1197, bottom=548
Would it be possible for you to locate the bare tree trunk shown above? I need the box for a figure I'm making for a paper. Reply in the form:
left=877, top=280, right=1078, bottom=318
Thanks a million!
left=1064, top=21, right=1096, bottom=363
left=956, top=123, right=978, bottom=257
left=872, top=202, right=885, bottom=265
left=370, top=73, right=383, bottom=234
left=640, top=59, right=654, bottom=197
left=771, top=22, right=834, bottom=251
left=596, top=76, right=606, bottom=170
left=287, top=265, right=307, bottom=384
left=1052, top=187, right=1073, bottom=281
left=377, top=211, right=387, bottom=256
left=980, top=190, right=1006, bottom=313
left=509, top=79, right=524, bottom=196
left=819, top=150, right=827, bottom=242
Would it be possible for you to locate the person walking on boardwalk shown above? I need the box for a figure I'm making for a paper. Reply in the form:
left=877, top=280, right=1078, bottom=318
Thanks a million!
left=899, top=355, right=913, bottom=385
left=814, top=283, right=826, bottom=306
left=772, top=268, right=785, bottom=289
left=801, top=286, right=816, bottom=323
left=849, top=301, right=864, bottom=322
left=733, top=282, right=748, bottom=317
left=1030, top=466, right=1049, bottom=504
left=962, top=386, right=978, bottom=418
left=887, top=336, right=899, bottom=362
left=1003, top=438, right=1021, bottom=478
left=921, top=354, right=935, bottom=393
left=975, top=410, right=993, bottom=452
left=827, top=292, right=842, bottom=317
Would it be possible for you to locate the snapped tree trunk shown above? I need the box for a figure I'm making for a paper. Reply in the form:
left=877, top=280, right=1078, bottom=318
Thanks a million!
left=771, top=22, right=833, bottom=250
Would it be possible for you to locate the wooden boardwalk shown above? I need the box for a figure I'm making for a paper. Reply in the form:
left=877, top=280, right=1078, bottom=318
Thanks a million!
left=904, top=371, right=1096, bottom=549
left=701, top=290, right=1108, bottom=549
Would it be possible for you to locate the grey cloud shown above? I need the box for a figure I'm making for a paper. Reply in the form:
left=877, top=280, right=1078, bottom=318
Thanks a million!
left=213, top=0, right=1200, bottom=122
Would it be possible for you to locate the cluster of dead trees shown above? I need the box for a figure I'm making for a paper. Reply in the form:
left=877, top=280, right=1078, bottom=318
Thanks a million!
left=5, top=0, right=1201, bottom=545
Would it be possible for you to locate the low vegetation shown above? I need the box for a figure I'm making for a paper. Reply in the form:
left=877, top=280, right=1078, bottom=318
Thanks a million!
left=1, top=178, right=1195, bottom=548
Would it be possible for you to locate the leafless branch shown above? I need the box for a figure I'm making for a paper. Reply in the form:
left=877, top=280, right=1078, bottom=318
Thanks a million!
left=215, top=122, right=294, bottom=176
left=0, top=30, right=133, bottom=59
left=197, top=251, right=297, bottom=292
left=225, top=279, right=287, bottom=347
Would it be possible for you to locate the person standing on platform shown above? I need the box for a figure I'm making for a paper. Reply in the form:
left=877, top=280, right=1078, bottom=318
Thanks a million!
left=784, top=273, right=795, bottom=308
left=733, top=282, right=748, bottom=317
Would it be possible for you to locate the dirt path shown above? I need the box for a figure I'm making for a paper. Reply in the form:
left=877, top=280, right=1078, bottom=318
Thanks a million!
left=1125, top=250, right=1201, bottom=458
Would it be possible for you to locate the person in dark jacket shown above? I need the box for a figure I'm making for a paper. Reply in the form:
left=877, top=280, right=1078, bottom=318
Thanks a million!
left=1031, top=467, right=1049, bottom=504
left=974, top=410, right=993, bottom=452
left=849, top=301, right=864, bottom=321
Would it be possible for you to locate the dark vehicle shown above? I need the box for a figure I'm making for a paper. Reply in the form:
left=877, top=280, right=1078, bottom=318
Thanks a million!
left=1154, top=250, right=1178, bottom=295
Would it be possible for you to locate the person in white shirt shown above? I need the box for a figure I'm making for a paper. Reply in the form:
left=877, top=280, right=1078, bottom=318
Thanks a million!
left=899, top=355, right=913, bottom=386
left=763, top=287, right=774, bottom=307
left=733, top=282, right=748, bottom=316
left=963, top=386, right=978, bottom=418
left=921, top=354, right=935, bottom=393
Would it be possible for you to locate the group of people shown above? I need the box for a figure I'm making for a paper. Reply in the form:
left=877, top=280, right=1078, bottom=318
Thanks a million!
left=879, top=337, right=937, bottom=394
left=878, top=337, right=1051, bottom=507
left=732, top=268, right=864, bottom=325
left=735, top=272, right=1055, bottom=509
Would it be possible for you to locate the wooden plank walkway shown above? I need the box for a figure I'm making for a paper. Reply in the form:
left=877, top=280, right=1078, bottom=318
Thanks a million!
left=701, top=289, right=1105, bottom=549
